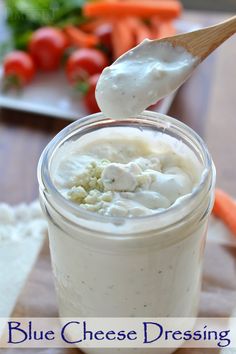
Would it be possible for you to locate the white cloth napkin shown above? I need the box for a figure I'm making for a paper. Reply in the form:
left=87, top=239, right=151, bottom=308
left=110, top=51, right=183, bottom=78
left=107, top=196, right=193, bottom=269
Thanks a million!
left=0, top=200, right=46, bottom=317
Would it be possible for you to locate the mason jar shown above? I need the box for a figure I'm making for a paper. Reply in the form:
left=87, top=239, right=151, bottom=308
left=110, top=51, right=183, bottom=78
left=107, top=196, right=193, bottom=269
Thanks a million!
left=38, top=111, right=215, bottom=354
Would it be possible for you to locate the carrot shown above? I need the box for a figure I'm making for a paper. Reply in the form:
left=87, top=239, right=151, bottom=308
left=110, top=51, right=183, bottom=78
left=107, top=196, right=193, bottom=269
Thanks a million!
left=212, top=189, right=236, bottom=237
left=83, top=1, right=182, bottom=20
left=157, top=21, right=176, bottom=39
left=79, top=19, right=108, bottom=33
left=150, top=17, right=176, bottom=39
left=150, top=16, right=161, bottom=38
left=126, top=18, right=152, bottom=44
left=112, top=19, right=135, bottom=59
left=64, top=26, right=99, bottom=48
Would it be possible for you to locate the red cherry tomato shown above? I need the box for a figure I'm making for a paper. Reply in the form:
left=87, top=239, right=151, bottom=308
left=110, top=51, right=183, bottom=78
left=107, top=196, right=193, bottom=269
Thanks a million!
left=3, top=50, right=36, bottom=87
left=95, top=24, right=113, bottom=52
left=29, top=27, right=68, bottom=71
left=66, top=48, right=108, bottom=84
left=84, top=74, right=100, bottom=114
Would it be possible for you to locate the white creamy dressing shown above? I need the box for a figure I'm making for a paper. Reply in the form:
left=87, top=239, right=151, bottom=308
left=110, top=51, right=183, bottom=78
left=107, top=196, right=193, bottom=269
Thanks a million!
left=96, top=39, right=199, bottom=119
left=53, top=40, right=202, bottom=218
left=52, top=128, right=202, bottom=218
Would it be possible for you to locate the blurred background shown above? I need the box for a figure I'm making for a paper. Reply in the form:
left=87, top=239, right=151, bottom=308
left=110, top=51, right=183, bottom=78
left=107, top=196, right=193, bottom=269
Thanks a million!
left=183, top=0, right=236, bottom=12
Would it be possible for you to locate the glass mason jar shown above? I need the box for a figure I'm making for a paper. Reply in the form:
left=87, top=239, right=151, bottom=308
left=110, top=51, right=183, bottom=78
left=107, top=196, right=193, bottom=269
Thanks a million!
left=38, top=111, right=215, bottom=354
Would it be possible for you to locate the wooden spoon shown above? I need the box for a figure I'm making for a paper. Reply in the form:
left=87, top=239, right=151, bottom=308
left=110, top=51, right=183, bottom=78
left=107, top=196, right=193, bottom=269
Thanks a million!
left=161, top=15, right=236, bottom=61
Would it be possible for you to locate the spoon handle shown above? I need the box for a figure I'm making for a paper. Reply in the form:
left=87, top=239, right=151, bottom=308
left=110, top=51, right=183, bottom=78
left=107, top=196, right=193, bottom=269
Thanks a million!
left=166, top=15, right=236, bottom=61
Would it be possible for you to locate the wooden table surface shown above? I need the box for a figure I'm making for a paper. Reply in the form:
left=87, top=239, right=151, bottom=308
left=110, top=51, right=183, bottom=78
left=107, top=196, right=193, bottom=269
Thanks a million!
left=0, top=11, right=236, bottom=205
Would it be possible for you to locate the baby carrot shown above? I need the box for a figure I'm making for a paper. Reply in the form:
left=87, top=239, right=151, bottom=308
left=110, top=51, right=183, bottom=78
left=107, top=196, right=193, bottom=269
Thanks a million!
left=64, top=26, right=99, bottom=48
left=83, top=1, right=182, bottom=20
left=213, top=189, right=236, bottom=237
left=150, top=16, right=161, bottom=38
left=157, top=21, right=177, bottom=39
left=112, top=19, right=135, bottom=59
left=150, top=17, right=176, bottom=39
left=79, top=19, right=107, bottom=33
left=126, top=18, right=152, bottom=44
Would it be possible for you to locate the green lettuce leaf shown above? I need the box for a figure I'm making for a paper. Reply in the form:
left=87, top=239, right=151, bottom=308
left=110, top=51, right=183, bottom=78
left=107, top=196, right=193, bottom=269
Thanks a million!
left=5, top=0, right=86, bottom=49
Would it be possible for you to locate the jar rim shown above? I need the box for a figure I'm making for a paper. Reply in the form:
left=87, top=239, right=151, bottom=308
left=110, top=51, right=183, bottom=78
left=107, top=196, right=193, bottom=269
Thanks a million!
left=38, top=111, right=215, bottom=236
